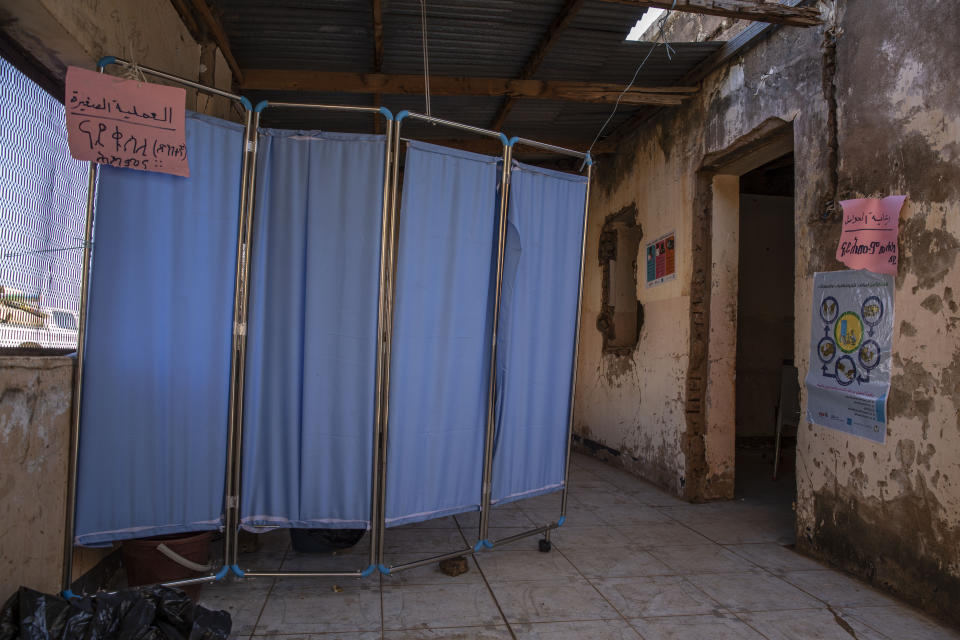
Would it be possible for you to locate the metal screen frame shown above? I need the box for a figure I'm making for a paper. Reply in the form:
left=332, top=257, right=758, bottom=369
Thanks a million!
left=477, top=137, right=594, bottom=553
left=60, top=58, right=593, bottom=591
left=372, top=111, right=511, bottom=575
left=61, top=57, right=255, bottom=597
left=228, top=100, right=396, bottom=580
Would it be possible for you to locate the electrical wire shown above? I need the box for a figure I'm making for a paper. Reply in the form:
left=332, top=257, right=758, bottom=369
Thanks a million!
left=583, top=2, right=677, bottom=164
left=420, top=0, right=432, bottom=117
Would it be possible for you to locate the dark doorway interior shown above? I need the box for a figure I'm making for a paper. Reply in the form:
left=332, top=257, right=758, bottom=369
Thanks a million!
left=734, top=152, right=797, bottom=511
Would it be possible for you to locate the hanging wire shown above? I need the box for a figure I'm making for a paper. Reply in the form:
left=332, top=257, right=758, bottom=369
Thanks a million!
left=583, top=1, right=677, bottom=166
left=419, top=0, right=432, bottom=117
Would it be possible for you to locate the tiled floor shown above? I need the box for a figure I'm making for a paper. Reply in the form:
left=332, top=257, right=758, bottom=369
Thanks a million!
left=199, top=452, right=959, bottom=639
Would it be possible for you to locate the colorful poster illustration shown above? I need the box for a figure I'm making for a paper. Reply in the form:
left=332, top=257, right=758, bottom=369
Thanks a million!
left=645, top=231, right=675, bottom=286
left=836, top=195, right=905, bottom=275
left=805, top=270, right=893, bottom=444
left=65, top=66, right=189, bottom=177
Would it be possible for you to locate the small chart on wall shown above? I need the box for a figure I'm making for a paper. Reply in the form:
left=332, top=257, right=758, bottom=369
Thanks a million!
left=805, top=269, right=893, bottom=444
left=646, top=231, right=675, bottom=286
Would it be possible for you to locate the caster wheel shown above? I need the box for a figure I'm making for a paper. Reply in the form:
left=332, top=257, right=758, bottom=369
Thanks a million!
left=538, top=539, right=552, bottom=553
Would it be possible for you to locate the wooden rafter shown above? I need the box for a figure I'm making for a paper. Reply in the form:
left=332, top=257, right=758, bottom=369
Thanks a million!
left=594, top=0, right=822, bottom=27
left=490, top=0, right=586, bottom=129
left=241, top=70, right=698, bottom=106
left=188, top=0, right=244, bottom=85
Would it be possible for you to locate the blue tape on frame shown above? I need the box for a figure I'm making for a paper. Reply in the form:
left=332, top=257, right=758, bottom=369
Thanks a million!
left=508, top=136, right=520, bottom=147
left=378, top=563, right=391, bottom=575
left=584, top=153, right=593, bottom=166
left=379, top=106, right=395, bottom=120
left=230, top=564, right=246, bottom=578
left=498, top=133, right=509, bottom=145
left=361, top=564, right=377, bottom=578
left=254, top=100, right=269, bottom=113
left=61, top=589, right=78, bottom=601
left=473, top=540, right=485, bottom=552
left=214, top=566, right=230, bottom=580
left=483, top=539, right=493, bottom=549
left=97, top=56, right=117, bottom=68
left=396, top=110, right=410, bottom=122
left=239, top=97, right=253, bottom=111
left=557, top=516, right=566, bottom=527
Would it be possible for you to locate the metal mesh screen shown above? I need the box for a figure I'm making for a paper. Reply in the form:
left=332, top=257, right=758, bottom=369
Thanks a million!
left=0, top=55, right=89, bottom=350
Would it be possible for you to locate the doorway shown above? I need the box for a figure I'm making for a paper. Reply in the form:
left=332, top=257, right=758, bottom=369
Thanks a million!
left=734, top=152, right=797, bottom=507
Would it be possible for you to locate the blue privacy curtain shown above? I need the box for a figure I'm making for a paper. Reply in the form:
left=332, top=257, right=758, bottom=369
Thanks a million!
left=75, top=112, right=243, bottom=545
left=491, top=162, right=588, bottom=505
left=240, top=130, right=385, bottom=530
left=385, top=141, right=500, bottom=526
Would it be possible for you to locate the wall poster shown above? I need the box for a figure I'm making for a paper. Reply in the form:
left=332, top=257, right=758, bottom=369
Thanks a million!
left=65, top=66, right=189, bottom=177
left=805, top=269, right=894, bottom=444
left=645, top=231, right=675, bottom=287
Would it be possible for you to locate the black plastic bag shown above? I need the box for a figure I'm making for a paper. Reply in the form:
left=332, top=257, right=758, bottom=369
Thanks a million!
left=0, top=585, right=230, bottom=640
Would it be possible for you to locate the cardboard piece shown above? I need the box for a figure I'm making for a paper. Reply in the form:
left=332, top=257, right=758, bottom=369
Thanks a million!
left=836, top=196, right=905, bottom=275
left=65, top=66, right=189, bottom=177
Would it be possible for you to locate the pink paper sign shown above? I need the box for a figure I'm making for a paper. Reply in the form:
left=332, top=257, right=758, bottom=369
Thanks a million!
left=65, top=66, right=189, bottom=177
left=836, top=195, right=905, bottom=275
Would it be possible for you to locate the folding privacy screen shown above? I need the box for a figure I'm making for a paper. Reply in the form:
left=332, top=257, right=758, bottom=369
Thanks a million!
left=63, top=58, right=592, bottom=593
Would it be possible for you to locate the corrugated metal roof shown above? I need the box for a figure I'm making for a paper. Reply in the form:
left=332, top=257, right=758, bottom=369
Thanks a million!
left=214, top=0, right=723, bottom=144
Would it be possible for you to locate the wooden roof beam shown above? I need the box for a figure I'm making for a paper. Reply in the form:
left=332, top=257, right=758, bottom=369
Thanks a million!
left=490, top=0, right=586, bottom=129
left=241, top=70, right=698, bottom=106
left=188, top=0, right=244, bottom=85
left=594, top=0, right=822, bottom=27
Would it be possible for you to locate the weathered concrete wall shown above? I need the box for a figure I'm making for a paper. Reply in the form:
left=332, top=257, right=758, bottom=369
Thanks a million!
left=576, top=0, right=959, bottom=623
left=795, top=0, right=960, bottom=624
left=1, top=0, right=199, bottom=90
left=0, top=0, right=236, bottom=117
left=0, top=357, right=72, bottom=599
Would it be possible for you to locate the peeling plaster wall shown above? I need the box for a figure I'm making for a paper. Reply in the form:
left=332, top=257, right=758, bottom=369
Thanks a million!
left=577, top=19, right=825, bottom=497
left=576, top=0, right=959, bottom=623
left=794, top=0, right=960, bottom=624
left=576, top=136, right=694, bottom=494
left=0, top=358, right=73, bottom=599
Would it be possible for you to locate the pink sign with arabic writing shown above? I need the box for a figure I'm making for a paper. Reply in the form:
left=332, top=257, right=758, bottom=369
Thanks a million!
left=65, top=66, right=189, bottom=177
left=836, top=195, right=905, bottom=275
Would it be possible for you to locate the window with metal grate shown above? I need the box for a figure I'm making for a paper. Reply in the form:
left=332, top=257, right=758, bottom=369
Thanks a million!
left=0, top=55, right=89, bottom=353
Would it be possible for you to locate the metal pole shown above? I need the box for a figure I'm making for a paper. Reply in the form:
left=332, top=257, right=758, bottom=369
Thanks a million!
left=223, top=108, right=255, bottom=570
left=478, top=144, right=512, bottom=543
left=400, top=112, right=503, bottom=140
left=101, top=57, right=243, bottom=102
left=376, top=123, right=404, bottom=566
left=386, top=547, right=474, bottom=574
left=560, top=164, right=592, bottom=518
left=260, top=102, right=384, bottom=114
left=230, top=110, right=261, bottom=568
left=368, top=119, right=394, bottom=567
left=510, top=137, right=588, bottom=160
left=60, top=159, right=97, bottom=594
